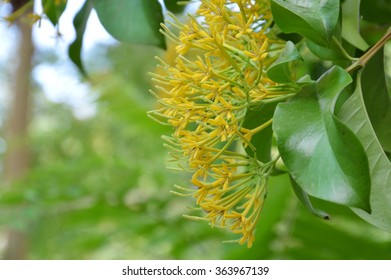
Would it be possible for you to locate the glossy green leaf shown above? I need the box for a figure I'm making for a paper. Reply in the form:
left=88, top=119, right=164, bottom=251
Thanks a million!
left=270, top=0, right=339, bottom=46
left=42, top=0, right=67, bottom=26
left=306, top=39, right=348, bottom=61
left=341, top=0, right=369, bottom=51
left=338, top=70, right=391, bottom=232
left=360, top=0, right=391, bottom=25
left=267, top=41, right=302, bottom=83
left=296, top=74, right=315, bottom=85
left=93, top=0, right=166, bottom=48
left=164, top=0, right=186, bottom=13
left=68, top=0, right=92, bottom=76
left=361, top=50, right=391, bottom=153
left=242, top=102, right=277, bottom=163
left=277, top=32, right=303, bottom=44
left=273, top=66, right=371, bottom=211
left=290, top=176, right=330, bottom=219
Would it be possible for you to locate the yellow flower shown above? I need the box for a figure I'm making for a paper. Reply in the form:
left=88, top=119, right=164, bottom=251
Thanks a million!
left=150, top=0, right=291, bottom=247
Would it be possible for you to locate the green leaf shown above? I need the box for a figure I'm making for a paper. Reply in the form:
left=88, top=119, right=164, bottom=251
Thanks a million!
left=338, top=70, right=391, bottom=232
left=164, top=0, right=186, bottom=13
left=341, top=0, right=369, bottom=51
left=68, top=0, right=92, bottom=76
left=267, top=41, right=302, bottom=83
left=289, top=176, right=330, bottom=219
left=242, top=102, right=277, bottom=163
left=277, top=32, right=303, bottom=44
left=360, top=0, right=391, bottom=25
left=93, top=0, right=166, bottom=48
left=361, top=50, right=391, bottom=153
left=273, top=66, right=371, bottom=211
left=296, top=74, right=315, bottom=85
left=42, top=0, right=67, bottom=26
left=270, top=0, right=340, bottom=46
left=306, top=39, right=348, bottom=62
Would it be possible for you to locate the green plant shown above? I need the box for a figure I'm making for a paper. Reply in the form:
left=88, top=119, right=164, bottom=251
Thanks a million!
left=4, top=0, right=391, bottom=249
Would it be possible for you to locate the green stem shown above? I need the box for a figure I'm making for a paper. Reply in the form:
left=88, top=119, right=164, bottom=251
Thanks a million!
left=248, top=93, right=296, bottom=108
left=346, top=29, right=391, bottom=73
left=4, top=0, right=34, bottom=23
left=332, top=36, right=358, bottom=61
left=250, top=119, right=272, bottom=135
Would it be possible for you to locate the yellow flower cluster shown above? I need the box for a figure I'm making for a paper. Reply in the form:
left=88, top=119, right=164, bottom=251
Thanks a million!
left=150, top=0, right=288, bottom=247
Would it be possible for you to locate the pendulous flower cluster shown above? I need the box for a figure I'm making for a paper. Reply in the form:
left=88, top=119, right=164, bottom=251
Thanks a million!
left=150, top=0, right=290, bottom=247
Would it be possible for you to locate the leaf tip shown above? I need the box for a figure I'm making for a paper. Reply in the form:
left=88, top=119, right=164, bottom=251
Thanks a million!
left=322, top=213, right=331, bottom=220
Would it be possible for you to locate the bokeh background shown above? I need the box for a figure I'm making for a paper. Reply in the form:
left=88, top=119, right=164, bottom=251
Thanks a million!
left=0, top=0, right=391, bottom=259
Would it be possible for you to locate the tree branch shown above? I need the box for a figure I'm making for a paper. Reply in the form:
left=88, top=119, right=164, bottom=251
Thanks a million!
left=346, top=29, right=391, bottom=73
